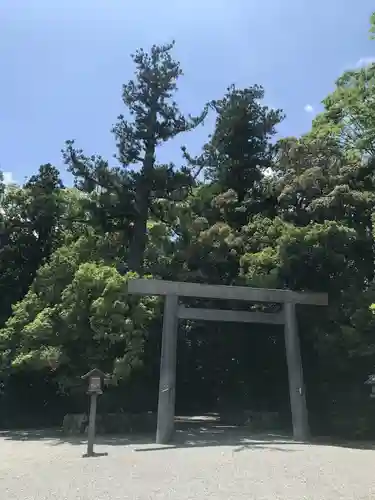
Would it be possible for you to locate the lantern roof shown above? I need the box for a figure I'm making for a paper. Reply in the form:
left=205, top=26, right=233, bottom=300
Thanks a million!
left=81, top=368, right=109, bottom=380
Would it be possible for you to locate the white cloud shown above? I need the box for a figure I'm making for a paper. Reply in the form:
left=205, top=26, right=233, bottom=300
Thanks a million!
left=304, top=104, right=314, bottom=114
left=356, top=57, right=375, bottom=68
left=2, top=172, right=15, bottom=185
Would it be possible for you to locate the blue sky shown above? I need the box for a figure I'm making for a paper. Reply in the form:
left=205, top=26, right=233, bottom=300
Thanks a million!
left=1, top=0, right=374, bottom=185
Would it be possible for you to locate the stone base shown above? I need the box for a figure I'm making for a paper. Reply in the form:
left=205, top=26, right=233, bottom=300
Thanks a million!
left=62, top=413, right=88, bottom=435
left=62, top=412, right=157, bottom=436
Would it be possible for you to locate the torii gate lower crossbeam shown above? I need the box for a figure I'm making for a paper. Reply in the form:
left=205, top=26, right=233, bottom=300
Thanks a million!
left=128, top=279, right=328, bottom=444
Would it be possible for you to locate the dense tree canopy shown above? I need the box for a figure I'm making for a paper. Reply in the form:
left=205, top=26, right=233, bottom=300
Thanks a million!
left=1, top=14, right=375, bottom=437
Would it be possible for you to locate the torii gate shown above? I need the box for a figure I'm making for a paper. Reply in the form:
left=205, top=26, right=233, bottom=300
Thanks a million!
left=128, top=279, right=328, bottom=444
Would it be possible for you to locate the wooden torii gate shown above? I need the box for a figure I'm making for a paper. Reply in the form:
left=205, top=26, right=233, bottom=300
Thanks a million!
left=128, top=279, right=328, bottom=444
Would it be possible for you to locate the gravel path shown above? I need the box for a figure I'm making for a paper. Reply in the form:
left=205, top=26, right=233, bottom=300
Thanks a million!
left=1, top=427, right=375, bottom=500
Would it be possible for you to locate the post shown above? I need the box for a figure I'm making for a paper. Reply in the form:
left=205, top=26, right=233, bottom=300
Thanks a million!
left=86, top=393, right=98, bottom=456
left=156, top=294, right=179, bottom=444
left=284, top=302, right=309, bottom=441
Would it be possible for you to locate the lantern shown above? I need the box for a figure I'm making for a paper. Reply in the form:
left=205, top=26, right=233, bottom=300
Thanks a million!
left=81, top=368, right=110, bottom=395
left=365, top=374, right=375, bottom=398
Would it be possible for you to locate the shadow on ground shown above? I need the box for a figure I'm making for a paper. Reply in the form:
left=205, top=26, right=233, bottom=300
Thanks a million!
left=1, top=417, right=375, bottom=453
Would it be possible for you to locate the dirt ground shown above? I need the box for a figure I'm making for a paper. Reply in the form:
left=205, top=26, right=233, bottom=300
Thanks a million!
left=1, top=424, right=375, bottom=500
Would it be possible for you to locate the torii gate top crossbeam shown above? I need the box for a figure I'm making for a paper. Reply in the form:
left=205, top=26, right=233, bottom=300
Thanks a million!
left=128, top=279, right=328, bottom=306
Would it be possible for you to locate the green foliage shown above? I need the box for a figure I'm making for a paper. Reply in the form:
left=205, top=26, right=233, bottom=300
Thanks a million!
left=239, top=217, right=364, bottom=296
left=0, top=165, right=65, bottom=326
left=312, top=64, right=375, bottom=155
left=184, top=85, right=284, bottom=228
left=0, top=235, right=158, bottom=390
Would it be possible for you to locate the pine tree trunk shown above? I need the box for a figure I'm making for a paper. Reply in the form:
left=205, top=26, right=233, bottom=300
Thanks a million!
left=128, top=186, right=149, bottom=273
left=128, top=140, right=155, bottom=273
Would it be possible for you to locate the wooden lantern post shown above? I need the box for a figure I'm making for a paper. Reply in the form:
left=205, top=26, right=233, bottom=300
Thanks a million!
left=81, top=368, right=109, bottom=458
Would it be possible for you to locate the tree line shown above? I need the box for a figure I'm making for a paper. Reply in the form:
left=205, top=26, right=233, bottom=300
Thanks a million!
left=1, top=17, right=375, bottom=437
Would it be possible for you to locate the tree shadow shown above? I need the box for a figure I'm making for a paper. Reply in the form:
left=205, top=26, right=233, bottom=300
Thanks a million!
left=134, top=425, right=301, bottom=453
left=0, top=423, right=298, bottom=453
left=0, top=428, right=152, bottom=447
left=1, top=420, right=375, bottom=452
left=310, top=436, right=375, bottom=451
